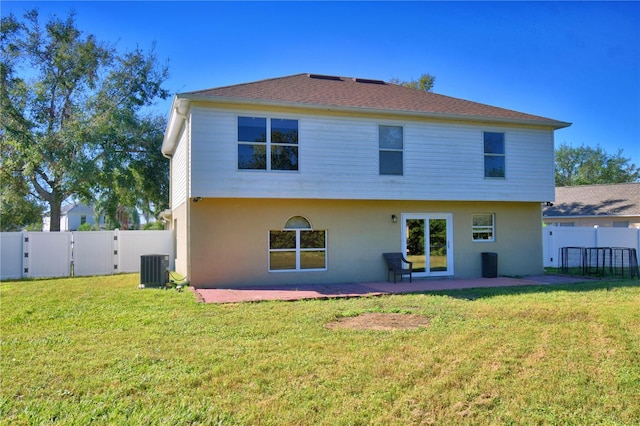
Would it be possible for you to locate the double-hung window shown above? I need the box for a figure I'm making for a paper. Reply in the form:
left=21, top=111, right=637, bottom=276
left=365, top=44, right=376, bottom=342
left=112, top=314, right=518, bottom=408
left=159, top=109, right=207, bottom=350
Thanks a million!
left=379, top=125, right=403, bottom=175
left=472, top=214, right=495, bottom=242
left=269, top=216, right=327, bottom=271
left=484, top=132, right=505, bottom=178
left=238, top=117, right=298, bottom=171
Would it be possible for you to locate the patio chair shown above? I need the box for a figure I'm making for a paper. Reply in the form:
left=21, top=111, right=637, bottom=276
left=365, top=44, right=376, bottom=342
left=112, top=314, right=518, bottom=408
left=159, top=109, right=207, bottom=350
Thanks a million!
left=383, top=253, right=413, bottom=283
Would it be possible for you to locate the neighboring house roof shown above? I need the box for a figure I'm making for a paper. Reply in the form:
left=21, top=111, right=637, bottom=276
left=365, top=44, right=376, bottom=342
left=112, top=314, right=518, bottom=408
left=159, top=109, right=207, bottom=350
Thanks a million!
left=543, top=183, right=640, bottom=218
left=164, top=73, right=570, bottom=155
left=43, top=203, right=95, bottom=218
left=61, top=203, right=95, bottom=216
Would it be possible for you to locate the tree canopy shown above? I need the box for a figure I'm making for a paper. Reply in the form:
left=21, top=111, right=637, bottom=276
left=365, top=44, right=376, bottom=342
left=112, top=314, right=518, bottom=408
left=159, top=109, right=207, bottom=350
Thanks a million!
left=389, top=73, right=436, bottom=92
left=555, top=143, right=639, bottom=186
left=0, top=173, right=44, bottom=231
left=0, top=9, right=169, bottom=231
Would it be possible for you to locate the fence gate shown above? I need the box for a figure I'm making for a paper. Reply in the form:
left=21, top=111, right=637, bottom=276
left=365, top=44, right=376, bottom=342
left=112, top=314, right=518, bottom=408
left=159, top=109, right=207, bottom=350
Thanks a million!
left=73, top=231, right=117, bottom=276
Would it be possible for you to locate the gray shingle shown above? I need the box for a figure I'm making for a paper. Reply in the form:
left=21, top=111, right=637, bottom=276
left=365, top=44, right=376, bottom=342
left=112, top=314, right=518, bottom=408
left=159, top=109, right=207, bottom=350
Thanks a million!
left=183, top=73, right=570, bottom=128
left=543, top=183, right=640, bottom=217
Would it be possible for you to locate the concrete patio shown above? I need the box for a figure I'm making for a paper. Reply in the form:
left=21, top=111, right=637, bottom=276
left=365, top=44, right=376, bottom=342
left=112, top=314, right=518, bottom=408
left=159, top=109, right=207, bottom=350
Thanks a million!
left=192, top=275, right=593, bottom=304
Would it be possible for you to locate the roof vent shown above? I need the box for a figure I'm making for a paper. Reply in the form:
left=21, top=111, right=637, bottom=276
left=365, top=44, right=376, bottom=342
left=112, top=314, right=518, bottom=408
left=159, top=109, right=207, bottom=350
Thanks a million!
left=308, top=74, right=342, bottom=81
left=353, top=77, right=385, bottom=85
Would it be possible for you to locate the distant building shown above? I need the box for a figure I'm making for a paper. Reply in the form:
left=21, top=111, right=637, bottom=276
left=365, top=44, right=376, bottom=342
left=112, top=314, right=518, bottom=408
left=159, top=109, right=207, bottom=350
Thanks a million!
left=43, top=203, right=104, bottom=231
left=543, top=183, right=640, bottom=228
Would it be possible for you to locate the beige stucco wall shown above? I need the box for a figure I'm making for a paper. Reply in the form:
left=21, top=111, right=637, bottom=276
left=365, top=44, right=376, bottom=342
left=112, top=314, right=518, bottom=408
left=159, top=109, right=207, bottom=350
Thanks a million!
left=187, top=198, right=544, bottom=288
left=171, top=202, right=188, bottom=278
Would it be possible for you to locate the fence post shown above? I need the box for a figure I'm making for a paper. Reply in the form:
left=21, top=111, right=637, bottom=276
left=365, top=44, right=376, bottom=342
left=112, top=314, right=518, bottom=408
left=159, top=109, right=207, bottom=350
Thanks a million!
left=22, top=232, right=29, bottom=279
left=549, top=228, right=555, bottom=267
left=112, top=229, right=119, bottom=274
left=70, top=232, right=75, bottom=277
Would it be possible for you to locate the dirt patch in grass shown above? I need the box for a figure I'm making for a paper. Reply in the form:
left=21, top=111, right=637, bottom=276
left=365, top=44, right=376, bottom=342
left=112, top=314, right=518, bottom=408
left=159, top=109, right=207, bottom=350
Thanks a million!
left=325, top=313, right=430, bottom=331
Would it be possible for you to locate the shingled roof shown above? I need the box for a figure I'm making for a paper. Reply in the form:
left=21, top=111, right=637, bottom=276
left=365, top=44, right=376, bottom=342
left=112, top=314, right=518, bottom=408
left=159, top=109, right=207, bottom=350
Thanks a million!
left=181, top=73, right=570, bottom=129
left=543, top=183, right=640, bottom=218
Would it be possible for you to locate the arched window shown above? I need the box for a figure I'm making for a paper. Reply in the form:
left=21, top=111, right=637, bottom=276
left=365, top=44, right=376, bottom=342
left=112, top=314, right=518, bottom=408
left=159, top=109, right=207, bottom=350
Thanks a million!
left=269, top=216, right=326, bottom=272
left=284, top=216, right=311, bottom=230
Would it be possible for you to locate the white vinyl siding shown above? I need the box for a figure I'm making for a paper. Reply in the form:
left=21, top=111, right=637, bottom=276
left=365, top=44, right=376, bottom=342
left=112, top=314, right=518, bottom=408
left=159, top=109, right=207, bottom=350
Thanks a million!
left=171, top=126, right=189, bottom=209
left=188, top=106, right=555, bottom=202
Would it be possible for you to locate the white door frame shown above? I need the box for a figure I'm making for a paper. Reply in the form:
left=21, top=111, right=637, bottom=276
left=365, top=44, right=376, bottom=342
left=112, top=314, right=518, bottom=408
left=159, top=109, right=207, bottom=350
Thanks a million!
left=401, top=213, right=454, bottom=277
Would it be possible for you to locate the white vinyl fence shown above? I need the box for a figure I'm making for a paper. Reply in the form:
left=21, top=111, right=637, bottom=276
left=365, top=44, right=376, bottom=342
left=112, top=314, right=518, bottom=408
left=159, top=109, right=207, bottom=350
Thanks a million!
left=4, top=228, right=637, bottom=280
left=543, top=226, right=640, bottom=268
left=1, top=230, right=174, bottom=280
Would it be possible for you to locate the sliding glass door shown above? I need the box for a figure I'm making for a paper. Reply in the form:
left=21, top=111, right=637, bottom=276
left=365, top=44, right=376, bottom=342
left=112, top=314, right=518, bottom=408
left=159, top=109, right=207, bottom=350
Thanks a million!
left=402, top=214, right=453, bottom=277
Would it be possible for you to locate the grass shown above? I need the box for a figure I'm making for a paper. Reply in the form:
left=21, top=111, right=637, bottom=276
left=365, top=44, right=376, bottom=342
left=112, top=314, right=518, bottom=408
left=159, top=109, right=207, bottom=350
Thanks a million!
left=1, top=274, right=639, bottom=425
left=406, top=255, right=447, bottom=272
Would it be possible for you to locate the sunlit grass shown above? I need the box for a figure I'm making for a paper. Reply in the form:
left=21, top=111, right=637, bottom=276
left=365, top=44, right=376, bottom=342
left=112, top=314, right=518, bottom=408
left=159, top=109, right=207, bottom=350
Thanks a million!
left=406, top=254, right=446, bottom=272
left=1, top=274, right=639, bottom=424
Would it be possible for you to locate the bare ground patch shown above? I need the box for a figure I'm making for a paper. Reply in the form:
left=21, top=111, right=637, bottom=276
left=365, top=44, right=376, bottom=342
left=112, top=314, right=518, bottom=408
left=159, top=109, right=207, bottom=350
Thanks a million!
left=325, top=312, right=430, bottom=331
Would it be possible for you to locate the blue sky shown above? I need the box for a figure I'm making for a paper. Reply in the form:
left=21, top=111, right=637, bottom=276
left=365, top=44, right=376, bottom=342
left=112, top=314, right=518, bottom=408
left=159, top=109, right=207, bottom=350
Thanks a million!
left=4, top=1, right=640, bottom=166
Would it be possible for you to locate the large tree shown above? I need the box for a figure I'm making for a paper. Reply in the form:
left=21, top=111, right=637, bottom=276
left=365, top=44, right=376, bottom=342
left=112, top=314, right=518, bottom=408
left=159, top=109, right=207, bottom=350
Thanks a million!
left=555, top=143, right=639, bottom=186
left=1, top=9, right=169, bottom=231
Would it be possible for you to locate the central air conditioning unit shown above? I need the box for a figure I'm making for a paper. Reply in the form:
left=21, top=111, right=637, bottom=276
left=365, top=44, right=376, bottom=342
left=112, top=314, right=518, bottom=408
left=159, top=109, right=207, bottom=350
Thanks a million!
left=140, top=254, right=170, bottom=287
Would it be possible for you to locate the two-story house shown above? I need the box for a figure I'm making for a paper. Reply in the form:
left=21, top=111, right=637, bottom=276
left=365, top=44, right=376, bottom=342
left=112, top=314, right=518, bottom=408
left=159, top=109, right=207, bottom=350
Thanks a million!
left=162, top=74, right=570, bottom=288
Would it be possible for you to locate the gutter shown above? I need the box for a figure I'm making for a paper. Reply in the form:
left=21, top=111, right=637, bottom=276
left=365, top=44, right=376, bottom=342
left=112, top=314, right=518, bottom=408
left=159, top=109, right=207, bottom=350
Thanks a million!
left=162, top=96, right=190, bottom=157
left=159, top=209, right=172, bottom=223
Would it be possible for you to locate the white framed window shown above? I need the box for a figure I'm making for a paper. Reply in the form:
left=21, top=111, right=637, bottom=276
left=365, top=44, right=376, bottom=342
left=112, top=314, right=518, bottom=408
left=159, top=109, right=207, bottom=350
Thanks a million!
left=238, top=117, right=298, bottom=171
left=472, top=214, right=495, bottom=242
left=379, top=125, right=403, bottom=175
left=269, top=216, right=327, bottom=271
left=484, top=132, right=505, bottom=178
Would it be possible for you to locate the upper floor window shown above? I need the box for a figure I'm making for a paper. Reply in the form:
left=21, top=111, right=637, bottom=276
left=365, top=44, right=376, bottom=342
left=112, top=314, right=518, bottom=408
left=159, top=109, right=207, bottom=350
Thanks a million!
left=379, top=125, right=403, bottom=175
left=484, top=132, right=505, bottom=178
left=238, top=117, right=298, bottom=171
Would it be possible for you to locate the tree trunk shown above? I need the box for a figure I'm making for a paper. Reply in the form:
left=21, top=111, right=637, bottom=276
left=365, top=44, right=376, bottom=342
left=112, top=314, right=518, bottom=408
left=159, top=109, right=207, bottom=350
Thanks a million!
left=49, top=200, right=62, bottom=232
left=31, top=176, right=64, bottom=232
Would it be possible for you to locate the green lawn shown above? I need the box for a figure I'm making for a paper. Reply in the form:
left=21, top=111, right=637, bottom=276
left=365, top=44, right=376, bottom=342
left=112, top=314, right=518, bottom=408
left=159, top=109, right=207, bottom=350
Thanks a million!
left=1, top=274, right=639, bottom=425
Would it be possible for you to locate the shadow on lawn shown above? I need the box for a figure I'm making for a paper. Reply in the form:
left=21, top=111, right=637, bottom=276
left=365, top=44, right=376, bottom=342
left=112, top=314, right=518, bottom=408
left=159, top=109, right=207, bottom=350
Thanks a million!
left=431, top=278, right=639, bottom=301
